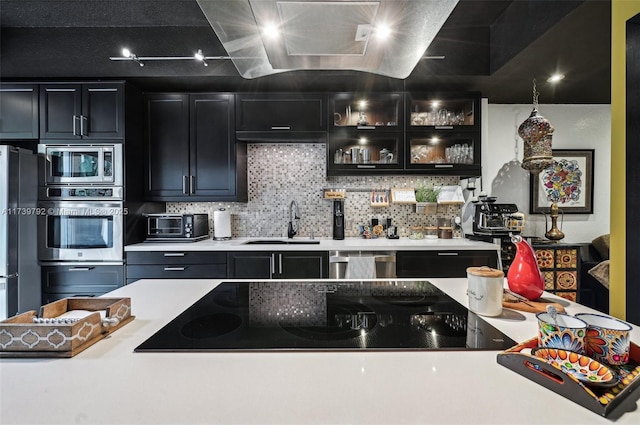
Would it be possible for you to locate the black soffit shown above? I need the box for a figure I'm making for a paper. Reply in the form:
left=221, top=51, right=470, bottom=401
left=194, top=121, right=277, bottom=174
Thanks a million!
left=0, top=0, right=611, bottom=104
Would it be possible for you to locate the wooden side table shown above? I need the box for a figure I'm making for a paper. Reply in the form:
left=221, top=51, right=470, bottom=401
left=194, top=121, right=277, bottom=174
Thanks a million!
left=531, top=242, right=581, bottom=302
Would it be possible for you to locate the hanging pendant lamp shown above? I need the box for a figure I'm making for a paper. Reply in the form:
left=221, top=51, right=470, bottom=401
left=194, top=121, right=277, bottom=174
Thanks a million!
left=518, top=79, right=554, bottom=174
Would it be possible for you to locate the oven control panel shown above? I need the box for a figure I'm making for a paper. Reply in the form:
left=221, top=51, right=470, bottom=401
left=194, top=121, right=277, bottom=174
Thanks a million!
left=39, top=186, right=123, bottom=200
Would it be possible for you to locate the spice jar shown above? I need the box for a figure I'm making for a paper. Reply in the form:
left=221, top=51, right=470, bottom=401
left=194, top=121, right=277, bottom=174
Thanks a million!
left=410, top=226, right=423, bottom=239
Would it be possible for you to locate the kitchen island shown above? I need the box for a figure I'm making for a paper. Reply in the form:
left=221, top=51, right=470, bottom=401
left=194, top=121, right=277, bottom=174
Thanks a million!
left=1, top=278, right=639, bottom=425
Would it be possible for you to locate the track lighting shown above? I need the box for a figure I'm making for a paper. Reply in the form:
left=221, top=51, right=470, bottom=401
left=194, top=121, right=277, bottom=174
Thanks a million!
left=121, top=48, right=144, bottom=67
left=110, top=48, right=232, bottom=67
left=194, top=49, right=208, bottom=67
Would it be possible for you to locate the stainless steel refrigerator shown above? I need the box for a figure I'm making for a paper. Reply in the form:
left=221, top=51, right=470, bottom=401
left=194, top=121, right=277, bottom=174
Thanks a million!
left=0, top=145, right=39, bottom=320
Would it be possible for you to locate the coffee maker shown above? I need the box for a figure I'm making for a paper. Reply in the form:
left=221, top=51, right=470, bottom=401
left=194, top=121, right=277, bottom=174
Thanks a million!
left=472, top=197, right=524, bottom=236
left=332, top=200, right=345, bottom=240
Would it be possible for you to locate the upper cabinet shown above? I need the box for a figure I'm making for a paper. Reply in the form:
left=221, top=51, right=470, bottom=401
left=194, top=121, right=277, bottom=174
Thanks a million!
left=39, top=83, right=124, bottom=140
left=406, top=92, right=480, bottom=131
left=0, top=84, right=39, bottom=139
left=144, top=93, right=247, bottom=202
left=327, top=92, right=404, bottom=176
left=330, top=92, right=403, bottom=131
left=235, top=93, right=326, bottom=142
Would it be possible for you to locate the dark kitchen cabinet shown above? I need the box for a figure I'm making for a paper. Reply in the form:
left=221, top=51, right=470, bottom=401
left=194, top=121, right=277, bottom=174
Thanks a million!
left=227, top=251, right=329, bottom=279
left=235, top=93, right=326, bottom=142
left=41, top=264, right=124, bottom=304
left=405, top=131, right=481, bottom=177
left=39, top=82, right=124, bottom=139
left=396, top=250, right=498, bottom=278
left=327, top=92, right=404, bottom=176
left=406, top=92, right=480, bottom=132
left=126, top=251, right=227, bottom=284
left=144, top=93, right=247, bottom=201
left=0, top=84, right=39, bottom=139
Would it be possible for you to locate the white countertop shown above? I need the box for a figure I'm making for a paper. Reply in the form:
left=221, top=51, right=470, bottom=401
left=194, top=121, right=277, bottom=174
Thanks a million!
left=2, top=278, right=639, bottom=425
left=125, top=236, right=500, bottom=252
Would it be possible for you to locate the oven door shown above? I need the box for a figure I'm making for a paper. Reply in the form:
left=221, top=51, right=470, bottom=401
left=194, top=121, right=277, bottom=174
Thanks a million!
left=39, top=144, right=123, bottom=186
left=38, top=202, right=124, bottom=262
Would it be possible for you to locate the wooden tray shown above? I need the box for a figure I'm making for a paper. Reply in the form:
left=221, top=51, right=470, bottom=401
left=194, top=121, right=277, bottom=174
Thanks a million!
left=497, top=337, right=640, bottom=417
left=502, top=293, right=566, bottom=314
left=0, top=297, right=134, bottom=358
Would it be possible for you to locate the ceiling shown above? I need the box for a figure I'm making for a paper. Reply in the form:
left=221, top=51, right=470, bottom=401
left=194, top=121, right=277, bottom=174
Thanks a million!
left=0, top=0, right=611, bottom=104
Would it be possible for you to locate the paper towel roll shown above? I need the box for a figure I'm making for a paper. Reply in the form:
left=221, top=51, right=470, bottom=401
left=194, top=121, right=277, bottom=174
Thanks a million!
left=213, top=208, right=231, bottom=240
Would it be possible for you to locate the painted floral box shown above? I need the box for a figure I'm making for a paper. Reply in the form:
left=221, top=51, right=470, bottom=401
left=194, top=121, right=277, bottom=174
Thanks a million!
left=0, top=297, right=133, bottom=358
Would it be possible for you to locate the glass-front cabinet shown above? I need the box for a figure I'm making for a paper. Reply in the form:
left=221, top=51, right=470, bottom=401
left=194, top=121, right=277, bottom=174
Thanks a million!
left=329, top=92, right=403, bottom=130
left=406, top=132, right=480, bottom=176
left=327, top=131, right=403, bottom=175
left=406, top=92, right=480, bottom=131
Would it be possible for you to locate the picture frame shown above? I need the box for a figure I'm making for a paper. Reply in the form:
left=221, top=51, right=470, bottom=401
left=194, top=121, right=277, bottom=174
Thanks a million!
left=529, top=149, right=594, bottom=214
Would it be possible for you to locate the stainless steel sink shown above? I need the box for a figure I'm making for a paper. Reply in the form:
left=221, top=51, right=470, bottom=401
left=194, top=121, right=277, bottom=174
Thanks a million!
left=243, top=239, right=320, bottom=245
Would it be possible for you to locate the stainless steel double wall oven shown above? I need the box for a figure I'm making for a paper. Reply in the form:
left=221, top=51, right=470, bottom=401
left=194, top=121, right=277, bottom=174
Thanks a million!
left=37, top=143, right=132, bottom=302
left=38, top=143, right=125, bottom=263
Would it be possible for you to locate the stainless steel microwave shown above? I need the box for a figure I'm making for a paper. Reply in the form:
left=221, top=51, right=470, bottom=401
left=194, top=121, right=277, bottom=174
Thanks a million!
left=38, top=143, right=123, bottom=186
left=145, top=214, right=209, bottom=242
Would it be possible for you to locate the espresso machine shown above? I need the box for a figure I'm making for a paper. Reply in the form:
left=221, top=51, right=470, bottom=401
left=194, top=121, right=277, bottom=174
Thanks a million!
left=472, top=198, right=524, bottom=236
left=332, top=200, right=345, bottom=240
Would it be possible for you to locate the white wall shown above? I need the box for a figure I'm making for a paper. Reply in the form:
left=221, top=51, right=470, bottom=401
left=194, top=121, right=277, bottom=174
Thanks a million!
left=468, top=102, right=611, bottom=243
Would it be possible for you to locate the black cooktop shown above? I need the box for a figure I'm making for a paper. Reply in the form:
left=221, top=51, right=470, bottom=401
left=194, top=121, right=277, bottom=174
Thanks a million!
left=135, top=280, right=516, bottom=352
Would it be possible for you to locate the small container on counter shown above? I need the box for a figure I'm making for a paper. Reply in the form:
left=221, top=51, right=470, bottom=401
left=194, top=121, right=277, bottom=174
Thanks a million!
left=438, top=226, right=453, bottom=239
left=424, top=226, right=438, bottom=239
left=409, top=226, right=423, bottom=239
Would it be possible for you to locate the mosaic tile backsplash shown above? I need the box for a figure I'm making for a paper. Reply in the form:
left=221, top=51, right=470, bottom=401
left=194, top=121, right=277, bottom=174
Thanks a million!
left=168, top=143, right=461, bottom=238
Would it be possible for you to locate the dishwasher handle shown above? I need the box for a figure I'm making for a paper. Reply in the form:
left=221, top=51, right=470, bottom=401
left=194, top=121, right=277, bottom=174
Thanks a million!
left=329, top=255, right=396, bottom=263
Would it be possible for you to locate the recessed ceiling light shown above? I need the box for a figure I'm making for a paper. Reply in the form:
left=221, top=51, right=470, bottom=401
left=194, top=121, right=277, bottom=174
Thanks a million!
left=262, top=23, right=280, bottom=39
left=547, top=74, right=565, bottom=83
left=375, top=24, right=392, bottom=40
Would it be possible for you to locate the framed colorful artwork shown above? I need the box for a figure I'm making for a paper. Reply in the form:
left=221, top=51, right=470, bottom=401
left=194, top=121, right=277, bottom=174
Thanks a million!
left=529, top=149, right=594, bottom=214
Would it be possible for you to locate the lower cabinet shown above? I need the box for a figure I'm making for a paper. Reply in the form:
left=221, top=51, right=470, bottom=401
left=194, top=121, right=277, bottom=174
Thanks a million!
left=41, top=264, right=124, bottom=304
left=126, top=251, right=227, bottom=284
left=396, top=250, right=499, bottom=278
left=227, top=251, right=329, bottom=279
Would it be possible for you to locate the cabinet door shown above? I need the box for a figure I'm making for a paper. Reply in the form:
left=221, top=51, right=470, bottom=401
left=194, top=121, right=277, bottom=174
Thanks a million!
left=39, top=84, right=81, bottom=139
left=144, top=94, right=190, bottom=200
left=236, top=93, right=326, bottom=132
left=190, top=94, right=237, bottom=198
left=227, top=252, right=273, bottom=279
left=278, top=252, right=329, bottom=279
left=396, top=250, right=498, bottom=278
left=41, top=264, right=124, bottom=304
left=406, top=93, right=480, bottom=132
left=0, top=84, right=39, bottom=139
left=327, top=130, right=403, bottom=176
left=405, top=132, right=481, bottom=176
left=81, top=83, right=124, bottom=139
left=329, top=92, right=403, bottom=131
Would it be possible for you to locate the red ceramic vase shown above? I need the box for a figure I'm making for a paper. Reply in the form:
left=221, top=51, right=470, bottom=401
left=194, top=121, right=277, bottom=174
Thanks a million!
left=506, top=235, right=544, bottom=300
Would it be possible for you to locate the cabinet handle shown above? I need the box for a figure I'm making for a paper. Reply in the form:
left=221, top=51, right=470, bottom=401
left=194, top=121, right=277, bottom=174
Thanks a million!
left=189, top=176, right=195, bottom=194
left=163, top=267, right=186, bottom=271
left=68, top=267, right=94, bottom=271
left=72, top=115, right=79, bottom=136
left=81, top=115, right=87, bottom=136
left=279, top=253, right=283, bottom=275
left=435, top=126, right=454, bottom=130
left=437, top=252, right=459, bottom=256
left=356, top=125, right=376, bottom=130
left=182, top=176, right=188, bottom=194
left=270, top=254, right=275, bottom=276
left=271, top=126, right=291, bottom=130
left=163, top=252, right=185, bottom=257
left=435, top=164, right=454, bottom=168
left=356, top=165, right=376, bottom=169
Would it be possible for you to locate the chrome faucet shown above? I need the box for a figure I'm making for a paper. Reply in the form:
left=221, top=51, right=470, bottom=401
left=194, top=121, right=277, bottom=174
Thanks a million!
left=288, top=200, right=299, bottom=238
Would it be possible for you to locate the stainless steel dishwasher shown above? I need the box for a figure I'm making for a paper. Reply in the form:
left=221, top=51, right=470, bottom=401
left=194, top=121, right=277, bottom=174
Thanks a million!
left=329, top=251, right=396, bottom=278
